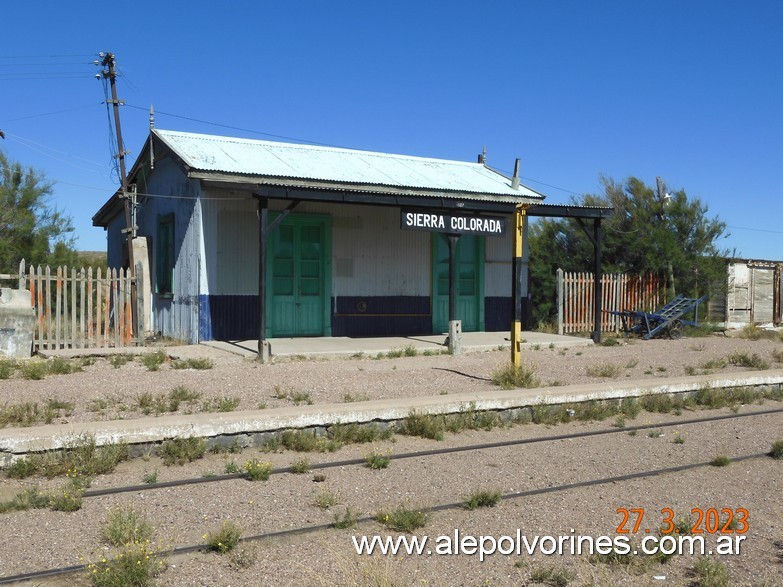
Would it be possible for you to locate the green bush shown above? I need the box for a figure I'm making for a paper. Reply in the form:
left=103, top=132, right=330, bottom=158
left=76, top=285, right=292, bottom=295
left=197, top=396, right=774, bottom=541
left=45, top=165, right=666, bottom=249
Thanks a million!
left=48, top=479, right=85, bottom=512
left=19, top=361, right=48, bottom=380
left=102, top=506, right=154, bottom=546
left=332, top=507, right=361, bottom=529
left=279, top=430, right=340, bottom=453
left=48, top=357, right=81, bottom=375
left=374, top=504, right=430, bottom=532
left=709, top=455, right=731, bottom=467
left=586, top=363, right=623, bottom=378
left=463, top=489, right=502, bottom=510
left=491, top=362, right=539, bottom=389
left=737, top=324, right=763, bottom=340
left=172, top=357, right=214, bottom=370
left=0, top=359, right=16, bottom=379
left=0, top=487, right=49, bottom=512
left=205, top=521, right=242, bottom=554
left=242, top=459, right=272, bottom=481
left=87, top=541, right=166, bottom=587
left=397, top=411, right=445, bottom=441
left=159, top=437, right=206, bottom=465
left=140, top=350, right=167, bottom=371
left=109, top=353, right=134, bottom=368
left=728, top=352, right=769, bottom=370
left=290, top=458, right=311, bottom=474
left=364, top=450, right=391, bottom=470
left=30, top=437, right=129, bottom=478
left=329, top=422, right=393, bottom=444
left=691, top=558, right=729, bottom=587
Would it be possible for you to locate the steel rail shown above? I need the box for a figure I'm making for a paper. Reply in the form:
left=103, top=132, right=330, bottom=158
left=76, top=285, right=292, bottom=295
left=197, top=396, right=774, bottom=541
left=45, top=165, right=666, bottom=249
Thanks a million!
left=81, top=406, right=783, bottom=499
left=0, top=451, right=772, bottom=585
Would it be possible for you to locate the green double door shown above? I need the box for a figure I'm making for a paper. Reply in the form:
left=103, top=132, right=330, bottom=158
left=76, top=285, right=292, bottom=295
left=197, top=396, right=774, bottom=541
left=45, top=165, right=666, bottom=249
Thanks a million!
left=432, top=234, right=485, bottom=333
left=266, top=215, right=331, bottom=337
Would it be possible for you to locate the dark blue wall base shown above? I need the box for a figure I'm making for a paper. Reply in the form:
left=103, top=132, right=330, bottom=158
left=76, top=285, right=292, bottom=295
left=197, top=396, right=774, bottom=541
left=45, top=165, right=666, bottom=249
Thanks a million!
left=332, top=296, right=431, bottom=337
left=484, top=296, right=531, bottom=331
left=200, top=295, right=259, bottom=341
left=485, top=296, right=511, bottom=332
left=199, top=295, right=514, bottom=341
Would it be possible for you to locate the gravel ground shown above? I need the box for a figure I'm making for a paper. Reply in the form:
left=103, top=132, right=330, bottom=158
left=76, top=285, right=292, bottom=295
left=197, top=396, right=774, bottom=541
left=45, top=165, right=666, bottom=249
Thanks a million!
left=0, top=334, right=782, bottom=426
left=1, top=333, right=782, bottom=586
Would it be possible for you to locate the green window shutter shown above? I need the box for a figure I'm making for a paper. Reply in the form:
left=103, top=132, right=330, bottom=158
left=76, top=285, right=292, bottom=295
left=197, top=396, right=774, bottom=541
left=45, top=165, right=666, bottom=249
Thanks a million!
left=156, top=214, right=174, bottom=295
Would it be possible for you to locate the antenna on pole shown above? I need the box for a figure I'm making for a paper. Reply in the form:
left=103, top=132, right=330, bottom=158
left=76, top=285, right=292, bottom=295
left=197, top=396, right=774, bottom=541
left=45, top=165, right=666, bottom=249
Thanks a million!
left=149, top=105, right=155, bottom=170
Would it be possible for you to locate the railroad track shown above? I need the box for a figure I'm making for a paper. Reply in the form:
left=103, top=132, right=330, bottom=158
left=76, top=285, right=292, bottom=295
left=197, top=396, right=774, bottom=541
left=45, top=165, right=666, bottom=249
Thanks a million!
left=82, top=406, right=783, bottom=498
left=2, top=407, right=782, bottom=585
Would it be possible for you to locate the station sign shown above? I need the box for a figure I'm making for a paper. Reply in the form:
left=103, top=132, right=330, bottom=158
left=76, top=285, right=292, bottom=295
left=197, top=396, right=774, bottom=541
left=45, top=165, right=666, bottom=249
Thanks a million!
left=400, top=209, right=506, bottom=237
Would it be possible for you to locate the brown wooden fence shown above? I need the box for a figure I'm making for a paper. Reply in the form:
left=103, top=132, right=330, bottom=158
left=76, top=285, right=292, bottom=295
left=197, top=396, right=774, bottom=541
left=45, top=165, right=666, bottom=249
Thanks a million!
left=557, top=269, right=665, bottom=334
left=3, top=260, right=140, bottom=351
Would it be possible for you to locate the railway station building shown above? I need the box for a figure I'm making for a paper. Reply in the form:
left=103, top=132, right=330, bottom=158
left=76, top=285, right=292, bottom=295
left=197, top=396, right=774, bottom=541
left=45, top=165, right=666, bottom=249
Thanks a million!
left=93, top=129, right=608, bottom=346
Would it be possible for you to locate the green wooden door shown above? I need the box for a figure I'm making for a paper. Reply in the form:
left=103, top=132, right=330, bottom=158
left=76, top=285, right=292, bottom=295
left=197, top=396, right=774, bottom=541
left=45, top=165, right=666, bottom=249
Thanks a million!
left=432, top=234, right=484, bottom=333
left=267, top=215, right=331, bottom=337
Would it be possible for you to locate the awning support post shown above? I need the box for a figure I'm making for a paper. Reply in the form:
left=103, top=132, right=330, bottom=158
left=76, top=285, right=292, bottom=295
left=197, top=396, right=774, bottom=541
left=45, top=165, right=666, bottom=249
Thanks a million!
left=447, top=234, right=462, bottom=354
left=592, top=218, right=603, bottom=343
left=511, top=206, right=527, bottom=367
left=255, top=196, right=270, bottom=362
left=575, top=217, right=604, bottom=343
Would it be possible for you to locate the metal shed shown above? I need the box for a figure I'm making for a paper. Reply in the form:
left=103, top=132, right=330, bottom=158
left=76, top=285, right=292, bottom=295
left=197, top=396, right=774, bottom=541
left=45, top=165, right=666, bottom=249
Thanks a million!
left=724, top=259, right=782, bottom=327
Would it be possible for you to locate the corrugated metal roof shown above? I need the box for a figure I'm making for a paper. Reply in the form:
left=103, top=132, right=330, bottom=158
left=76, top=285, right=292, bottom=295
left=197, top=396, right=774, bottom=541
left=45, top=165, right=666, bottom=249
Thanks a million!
left=153, top=129, right=545, bottom=202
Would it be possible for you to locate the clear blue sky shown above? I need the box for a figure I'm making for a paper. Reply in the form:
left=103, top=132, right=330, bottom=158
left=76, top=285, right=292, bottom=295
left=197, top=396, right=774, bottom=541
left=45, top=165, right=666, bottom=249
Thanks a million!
left=2, top=1, right=781, bottom=260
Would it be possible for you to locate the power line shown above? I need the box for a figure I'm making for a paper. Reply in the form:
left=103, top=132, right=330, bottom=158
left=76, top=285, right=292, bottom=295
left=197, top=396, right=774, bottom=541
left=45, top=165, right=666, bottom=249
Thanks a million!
left=56, top=181, right=247, bottom=201
left=0, top=54, right=93, bottom=58
left=2, top=104, right=98, bottom=123
left=0, top=62, right=92, bottom=67
left=0, top=71, right=93, bottom=76
left=5, top=135, right=104, bottom=173
left=520, top=176, right=583, bottom=197
left=727, top=225, right=783, bottom=235
left=124, top=104, right=344, bottom=148
left=4, top=132, right=106, bottom=170
left=0, top=74, right=93, bottom=80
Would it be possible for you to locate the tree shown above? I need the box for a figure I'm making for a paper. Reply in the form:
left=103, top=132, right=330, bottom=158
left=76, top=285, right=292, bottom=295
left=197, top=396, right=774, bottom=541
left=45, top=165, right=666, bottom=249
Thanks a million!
left=529, top=176, right=729, bottom=325
left=0, top=150, right=78, bottom=271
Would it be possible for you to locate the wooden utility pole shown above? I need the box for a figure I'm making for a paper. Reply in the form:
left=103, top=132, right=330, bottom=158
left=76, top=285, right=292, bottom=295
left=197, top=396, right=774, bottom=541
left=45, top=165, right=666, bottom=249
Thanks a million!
left=98, top=52, right=139, bottom=343
left=98, top=52, right=135, bottom=271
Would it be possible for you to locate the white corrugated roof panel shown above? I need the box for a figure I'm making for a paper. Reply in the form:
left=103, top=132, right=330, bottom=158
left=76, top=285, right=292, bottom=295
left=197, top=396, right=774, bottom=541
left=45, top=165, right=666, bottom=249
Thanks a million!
left=153, top=129, right=545, bottom=201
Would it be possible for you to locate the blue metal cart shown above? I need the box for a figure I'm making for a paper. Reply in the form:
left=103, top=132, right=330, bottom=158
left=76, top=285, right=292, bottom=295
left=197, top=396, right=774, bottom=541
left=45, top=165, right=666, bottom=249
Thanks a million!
left=607, top=294, right=707, bottom=340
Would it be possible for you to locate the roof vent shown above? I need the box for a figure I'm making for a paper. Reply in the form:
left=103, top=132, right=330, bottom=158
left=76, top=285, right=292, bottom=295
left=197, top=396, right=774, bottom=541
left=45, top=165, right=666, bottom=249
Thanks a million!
left=477, top=146, right=487, bottom=164
left=511, top=158, right=520, bottom=190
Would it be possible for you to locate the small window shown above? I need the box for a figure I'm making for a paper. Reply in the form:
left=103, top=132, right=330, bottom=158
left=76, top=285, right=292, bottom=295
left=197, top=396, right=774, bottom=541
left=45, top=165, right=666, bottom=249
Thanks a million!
left=156, top=214, right=174, bottom=295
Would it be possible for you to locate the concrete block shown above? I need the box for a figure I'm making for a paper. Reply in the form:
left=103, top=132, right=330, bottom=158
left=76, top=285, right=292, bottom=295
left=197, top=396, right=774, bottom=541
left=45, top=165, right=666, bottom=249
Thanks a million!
left=0, top=288, right=34, bottom=358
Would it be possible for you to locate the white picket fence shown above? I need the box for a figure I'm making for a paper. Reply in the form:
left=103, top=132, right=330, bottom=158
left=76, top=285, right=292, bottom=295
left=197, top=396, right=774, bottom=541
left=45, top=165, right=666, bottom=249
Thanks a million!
left=2, top=260, right=142, bottom=350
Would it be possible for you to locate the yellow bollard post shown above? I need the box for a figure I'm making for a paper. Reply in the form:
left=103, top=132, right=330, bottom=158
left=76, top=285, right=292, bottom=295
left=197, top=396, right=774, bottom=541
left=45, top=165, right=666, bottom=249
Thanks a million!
left=511, top=206, right=526, bottom=368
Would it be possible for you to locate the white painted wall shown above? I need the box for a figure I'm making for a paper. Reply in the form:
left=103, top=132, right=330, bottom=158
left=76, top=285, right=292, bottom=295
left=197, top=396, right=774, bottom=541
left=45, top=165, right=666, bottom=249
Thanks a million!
left=201, top=196, right=434, bottom=298
left=485, top=223, right=513, bottom=297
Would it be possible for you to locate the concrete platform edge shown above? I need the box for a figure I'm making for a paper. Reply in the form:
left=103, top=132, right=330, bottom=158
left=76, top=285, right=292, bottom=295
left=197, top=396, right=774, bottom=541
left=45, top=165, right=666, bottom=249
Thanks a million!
left=2, top=370, right=782, bottom=457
